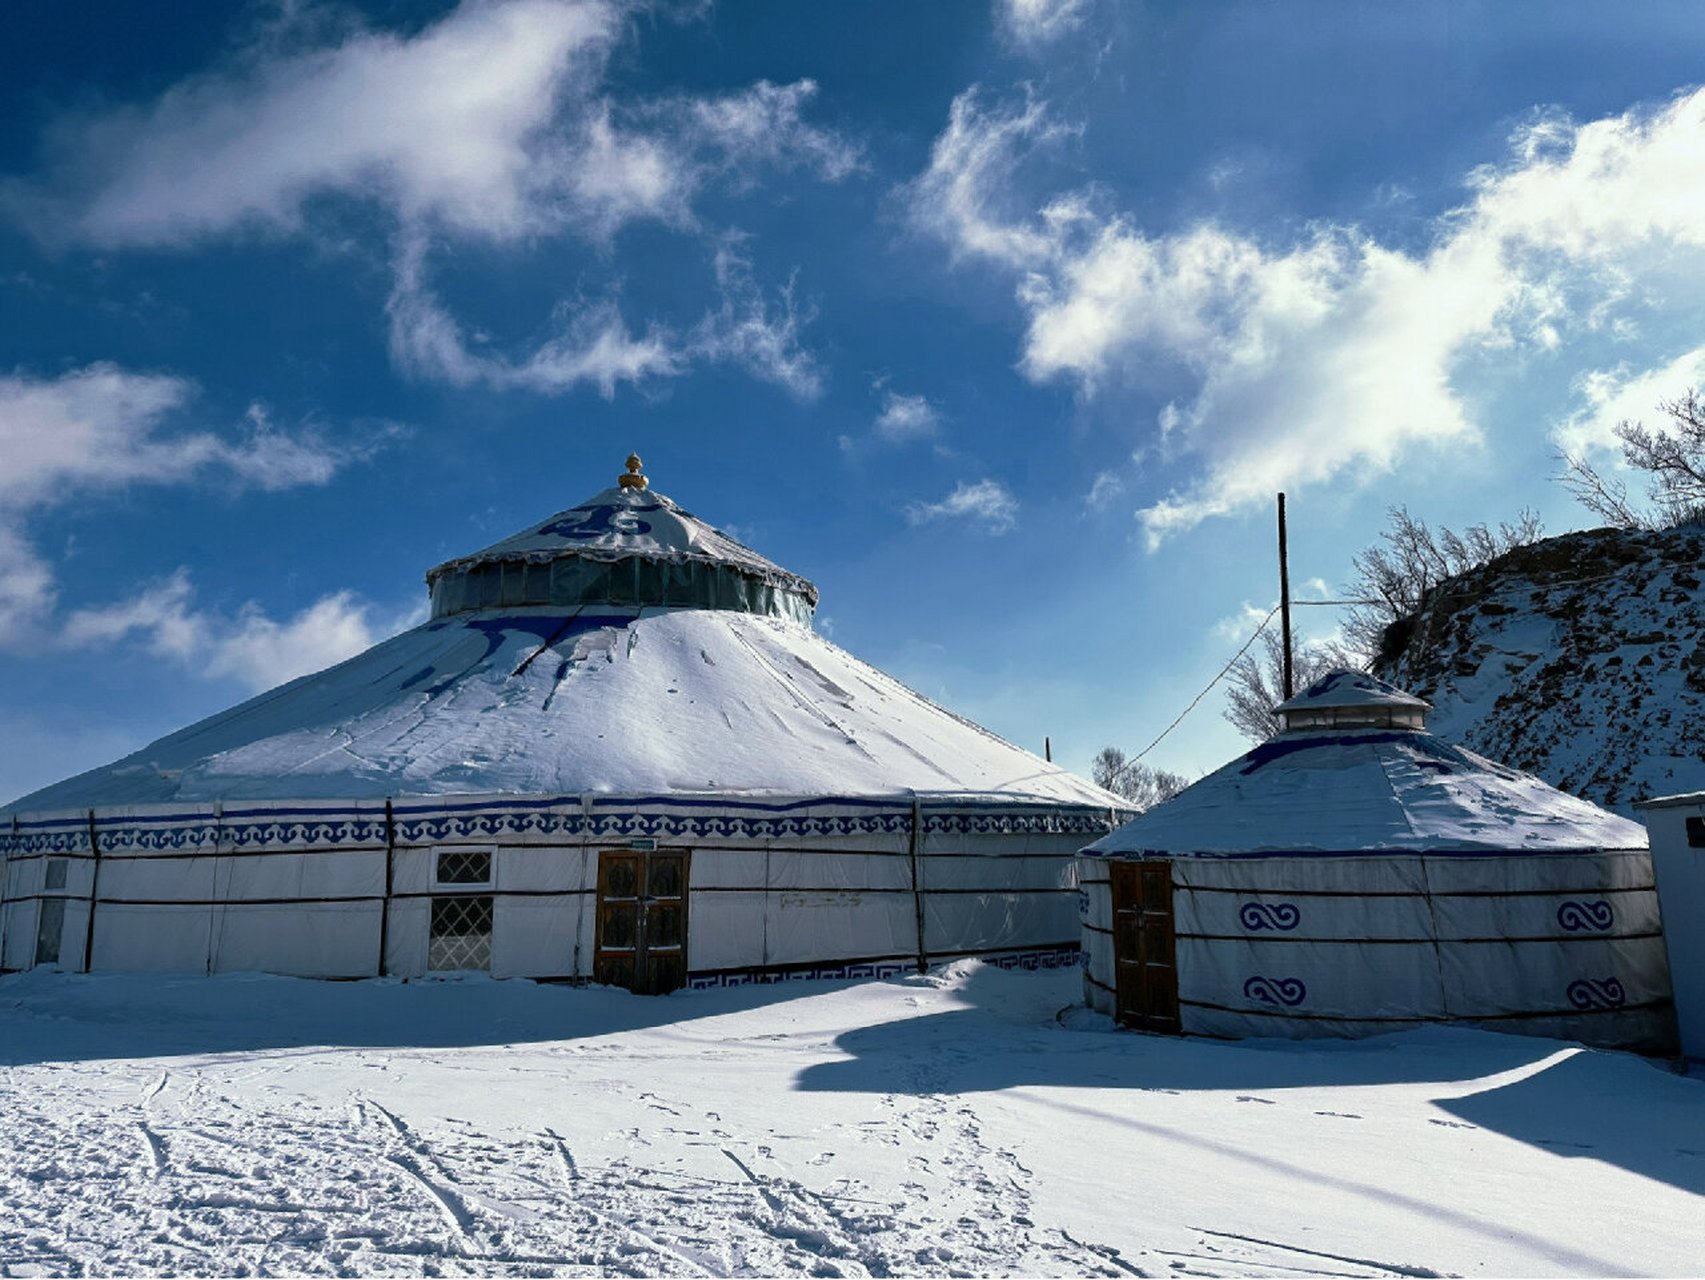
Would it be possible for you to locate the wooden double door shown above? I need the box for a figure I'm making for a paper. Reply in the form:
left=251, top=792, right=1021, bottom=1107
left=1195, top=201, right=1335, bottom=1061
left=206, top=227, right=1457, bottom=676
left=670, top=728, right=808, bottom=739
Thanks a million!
left=1110, top=859, right=1181, bottom=1033
left=594, top=849, right=689, bottom=994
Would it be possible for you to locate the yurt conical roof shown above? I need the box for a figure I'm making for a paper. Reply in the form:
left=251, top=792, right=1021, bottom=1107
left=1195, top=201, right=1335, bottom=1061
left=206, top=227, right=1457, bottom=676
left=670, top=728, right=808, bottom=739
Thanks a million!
left=7, top=458, right=1113, bottom=810
left=1087, top=670, right=1645, bottom=857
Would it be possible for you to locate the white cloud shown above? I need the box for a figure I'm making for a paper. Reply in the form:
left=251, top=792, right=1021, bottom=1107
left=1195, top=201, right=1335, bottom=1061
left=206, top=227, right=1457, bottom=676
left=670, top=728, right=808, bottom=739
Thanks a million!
left=1553, top=344, right=1705, bottom=457
left=4, top=1, right=856, bottom=401
left=62, top=571, right=418, bottom=692
left=386, top=233, right=680, bottom=397
left=1085, top=468, right=1124, bottom=510
left=689, top=243, right=824, bottom=399
left=7, top=0, right=625, bottom=246
left=873, top=390, right=942, bottom=442
left=0, top=364, right=371, bottom=647
left=681, top=80, right=863, bottom=184
left=386, top=231, right=821, bottom=398
left=906, top=479, right=1019, bottom=533
left=998, top=0, right=1091, bottom=48
left=903, top=86, right=1705, bottom=544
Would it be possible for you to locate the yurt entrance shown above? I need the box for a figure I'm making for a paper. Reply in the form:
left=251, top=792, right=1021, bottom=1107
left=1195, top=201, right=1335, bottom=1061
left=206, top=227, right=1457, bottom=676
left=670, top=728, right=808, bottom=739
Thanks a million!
left=1110, top=859, right=1180, bottom=1033
left=595, top=848, right=689, bottom=994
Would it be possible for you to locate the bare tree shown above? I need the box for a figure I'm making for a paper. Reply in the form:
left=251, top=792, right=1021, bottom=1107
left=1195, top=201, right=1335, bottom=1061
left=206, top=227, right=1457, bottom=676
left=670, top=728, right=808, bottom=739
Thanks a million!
left=1341, top=505, right=1543, bottom=662
left=1222, top=629, right=1361, bottom=742
left=1091, top=748, right=1190, bottom=810
left=1562, top=388, right=1705, bottom=530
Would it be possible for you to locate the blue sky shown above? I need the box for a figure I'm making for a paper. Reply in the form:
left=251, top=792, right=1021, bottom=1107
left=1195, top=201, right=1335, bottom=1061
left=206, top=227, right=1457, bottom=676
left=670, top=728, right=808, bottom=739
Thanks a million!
left=6, top=0, right=1705, bottom=804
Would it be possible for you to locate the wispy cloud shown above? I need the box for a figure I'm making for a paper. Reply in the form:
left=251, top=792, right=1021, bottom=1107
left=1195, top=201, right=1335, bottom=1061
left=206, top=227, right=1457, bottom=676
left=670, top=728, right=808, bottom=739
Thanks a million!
left=386, top=230, right=822, bottom=398
left=1553, top=344, right=1705, bottom=457
left=874, top=389, right=942, bottom=442
left=903, top=85, right=1705, bottom=544
left=906, top=479, right=1019, bottom=533
left=997, top=0, right=1092, bottom=49
left=0, top=364, right=379, bottom=646
left=62, top=570, right=421, bottom=691
left=2, top=0, right=859, bottom=400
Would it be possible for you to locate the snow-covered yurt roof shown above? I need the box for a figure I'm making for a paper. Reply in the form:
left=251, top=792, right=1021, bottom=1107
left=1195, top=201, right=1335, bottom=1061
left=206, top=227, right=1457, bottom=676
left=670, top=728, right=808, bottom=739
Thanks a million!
left=1086, top=670, right=1645, bottom=858
left=9, top=458, right=1113, bottom=811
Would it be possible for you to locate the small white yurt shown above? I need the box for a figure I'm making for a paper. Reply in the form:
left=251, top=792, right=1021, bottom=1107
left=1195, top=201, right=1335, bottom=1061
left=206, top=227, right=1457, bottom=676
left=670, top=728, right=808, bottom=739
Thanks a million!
left=3, top=457, right=1124, bottom=991
left=1077, top=671, right=1676, bottom=1053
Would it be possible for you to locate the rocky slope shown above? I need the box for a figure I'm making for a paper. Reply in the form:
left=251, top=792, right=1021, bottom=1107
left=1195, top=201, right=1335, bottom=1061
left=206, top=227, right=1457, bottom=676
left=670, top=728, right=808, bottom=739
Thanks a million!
left=1373, top=524, right=1705, bottom=814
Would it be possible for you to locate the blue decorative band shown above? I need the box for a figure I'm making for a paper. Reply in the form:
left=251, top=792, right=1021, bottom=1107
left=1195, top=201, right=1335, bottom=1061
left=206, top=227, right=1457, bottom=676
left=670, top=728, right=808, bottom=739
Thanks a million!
left=2, top=798, right=1119, bottom=856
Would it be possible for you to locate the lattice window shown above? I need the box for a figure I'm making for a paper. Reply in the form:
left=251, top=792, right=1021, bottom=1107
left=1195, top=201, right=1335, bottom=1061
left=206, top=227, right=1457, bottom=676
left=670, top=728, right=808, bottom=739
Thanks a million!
left=435, top=850, right=492, bottom=886
left=428, top=895, right=493, bottom=972
left=44, top=859, right=67, bottom=891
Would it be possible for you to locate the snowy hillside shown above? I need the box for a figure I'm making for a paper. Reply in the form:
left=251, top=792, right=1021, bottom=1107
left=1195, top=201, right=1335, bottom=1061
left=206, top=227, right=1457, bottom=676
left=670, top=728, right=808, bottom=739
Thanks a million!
left=3, top=963, right=1702, bottom=1276
left=1375, top=524, right=1705, bottom=812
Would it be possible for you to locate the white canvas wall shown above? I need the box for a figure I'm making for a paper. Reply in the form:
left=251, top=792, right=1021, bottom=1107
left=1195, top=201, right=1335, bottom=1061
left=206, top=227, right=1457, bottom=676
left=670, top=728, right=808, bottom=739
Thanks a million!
left=1076, top=851, right=1676, bottom=1053
left=2, top=800, right=1099, bottom=984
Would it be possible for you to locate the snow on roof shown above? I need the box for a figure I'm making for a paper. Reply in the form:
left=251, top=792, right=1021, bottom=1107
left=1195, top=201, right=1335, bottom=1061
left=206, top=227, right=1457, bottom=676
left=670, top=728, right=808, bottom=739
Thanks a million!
left=1273, top=669, right=1430, bottom=716
left=8, top=607, right=1116, bottom=810
left=1086, top=727, right=1646, bottom=858
left=426, top=483, right=817, bottom=604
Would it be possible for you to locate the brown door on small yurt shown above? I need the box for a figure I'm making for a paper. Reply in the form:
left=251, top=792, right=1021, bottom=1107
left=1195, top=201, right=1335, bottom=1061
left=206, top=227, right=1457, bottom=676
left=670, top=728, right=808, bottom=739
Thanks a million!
left=595, top=849, right=689, bottom=994
left=1110, top=859, right=1180, bottom=1033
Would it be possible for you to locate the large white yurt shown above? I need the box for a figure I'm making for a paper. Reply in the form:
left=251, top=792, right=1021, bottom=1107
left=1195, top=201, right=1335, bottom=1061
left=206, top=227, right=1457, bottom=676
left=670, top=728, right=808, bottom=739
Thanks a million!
left=2, top=457, right=1124, bottom=991
left=1077, top=671, right=1676, bottom=1053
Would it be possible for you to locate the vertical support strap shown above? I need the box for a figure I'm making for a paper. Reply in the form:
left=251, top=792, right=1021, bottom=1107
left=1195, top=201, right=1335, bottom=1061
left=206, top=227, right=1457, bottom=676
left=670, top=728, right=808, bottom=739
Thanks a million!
left=908, top=795, right=927, bottom=975
left=379, top=799, right=396, bottom=977
left=0, top=814, right=15, bottom=968
left=83, top=810, right=101, bottom=973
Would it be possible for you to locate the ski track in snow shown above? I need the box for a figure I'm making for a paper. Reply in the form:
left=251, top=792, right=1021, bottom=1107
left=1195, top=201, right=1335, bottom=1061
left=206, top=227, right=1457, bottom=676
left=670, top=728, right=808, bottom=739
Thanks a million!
left=1, top=963, right=1700, bottom=1277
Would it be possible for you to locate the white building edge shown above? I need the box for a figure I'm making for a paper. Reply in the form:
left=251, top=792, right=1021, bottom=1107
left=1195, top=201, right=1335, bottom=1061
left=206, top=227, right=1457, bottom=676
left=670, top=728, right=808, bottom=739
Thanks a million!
left=3, top=459, right=1126, bottom=990
left=1635, top=792, right=1705, bottom=1060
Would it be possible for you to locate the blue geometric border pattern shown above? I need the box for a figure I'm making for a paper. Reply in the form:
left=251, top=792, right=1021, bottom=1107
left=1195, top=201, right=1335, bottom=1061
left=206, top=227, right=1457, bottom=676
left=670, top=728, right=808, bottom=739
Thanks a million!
left=686, top=945, right=1080, bottom=989
left=3, top=795, right=1121, bottom=856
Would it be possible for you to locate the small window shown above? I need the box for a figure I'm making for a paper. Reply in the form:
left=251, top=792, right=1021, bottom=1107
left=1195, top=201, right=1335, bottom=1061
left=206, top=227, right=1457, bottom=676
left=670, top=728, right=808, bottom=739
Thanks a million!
left=44, top=859, right=68, bottom=891
left=1687, top=816, right=1705, bottom=849
left=436, top=849, right=492, bottom=885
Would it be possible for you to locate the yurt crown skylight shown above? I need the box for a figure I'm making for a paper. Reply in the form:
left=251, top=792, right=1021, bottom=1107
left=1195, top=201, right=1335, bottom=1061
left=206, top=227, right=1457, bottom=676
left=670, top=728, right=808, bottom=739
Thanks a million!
left=424, top=455, right=819, bottom=623
left=1272, top=669, right=1431, bottom=733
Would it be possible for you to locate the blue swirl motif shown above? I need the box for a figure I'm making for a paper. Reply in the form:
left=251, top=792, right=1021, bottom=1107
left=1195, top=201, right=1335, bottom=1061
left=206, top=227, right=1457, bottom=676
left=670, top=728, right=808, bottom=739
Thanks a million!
left=1556, top=900, right=1615, bottom=932
left=538, top=501, right=661, bottom=540
left=1566, top=977, right=1628, bottom=1010
left=1243, top=976, right=1307, bottom=1007
left=1239, top=901, right=1301, bottom=932
left=1077, top=888, right=1091, bottom=918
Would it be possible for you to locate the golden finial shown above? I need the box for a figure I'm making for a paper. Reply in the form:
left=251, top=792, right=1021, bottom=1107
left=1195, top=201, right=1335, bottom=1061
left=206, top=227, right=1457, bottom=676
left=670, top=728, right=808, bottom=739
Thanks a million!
left=618, top=453, right=648, bottom=490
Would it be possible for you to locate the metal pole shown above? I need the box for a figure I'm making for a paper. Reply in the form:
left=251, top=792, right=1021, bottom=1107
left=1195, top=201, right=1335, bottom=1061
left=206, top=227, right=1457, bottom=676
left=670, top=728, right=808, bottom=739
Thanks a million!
left=908, top=795, right=927, bottom=975
left=83, top=810, right=101, bottom=973
left=1044, top=736, right=1052, bottom=763
left=1278, top=492, right=1294, bottom=700
left=379, top=798, right=396, bottom=977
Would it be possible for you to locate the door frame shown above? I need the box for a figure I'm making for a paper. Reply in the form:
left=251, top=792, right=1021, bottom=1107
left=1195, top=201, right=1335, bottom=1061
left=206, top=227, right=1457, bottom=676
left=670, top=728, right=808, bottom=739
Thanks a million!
left=593, top=847, right=691, bottom=994
left=1109, top=857, right=1181, bottom=1033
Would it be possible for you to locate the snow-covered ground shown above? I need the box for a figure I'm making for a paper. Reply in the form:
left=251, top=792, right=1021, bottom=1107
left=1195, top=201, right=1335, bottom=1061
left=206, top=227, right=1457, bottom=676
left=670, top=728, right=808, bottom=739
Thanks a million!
left=2, top=963, right=1700, bottom=1277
